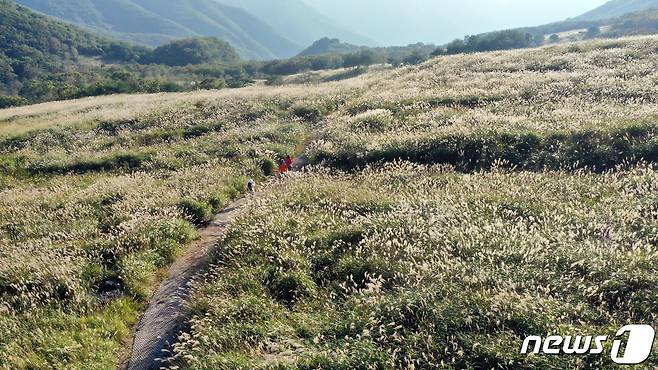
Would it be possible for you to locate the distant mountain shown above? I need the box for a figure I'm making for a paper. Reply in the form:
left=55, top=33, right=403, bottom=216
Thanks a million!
left=297, top=38, right=363, bottom=57
left=15, top=0, right=302, bottom=60
left=215, top=0, right=376, bottom=48
left=575, top=0, right=658, bottom=21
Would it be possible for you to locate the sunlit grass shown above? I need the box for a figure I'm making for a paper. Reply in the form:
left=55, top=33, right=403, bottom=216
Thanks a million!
left=1, top=35, right=657, bottom=368
left=0, top=84, right=323, bottom=367
left=173, top=163, right=658, bottom=369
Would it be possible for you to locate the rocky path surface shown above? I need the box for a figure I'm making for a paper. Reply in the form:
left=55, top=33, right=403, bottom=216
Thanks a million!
left=126, top=197, right=248, bottom=369
left=125, top=155, right=309, bottom=370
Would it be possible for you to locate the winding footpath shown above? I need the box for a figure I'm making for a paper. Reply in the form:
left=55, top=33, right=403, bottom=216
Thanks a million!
left=125, top=156, right=308, bottom=370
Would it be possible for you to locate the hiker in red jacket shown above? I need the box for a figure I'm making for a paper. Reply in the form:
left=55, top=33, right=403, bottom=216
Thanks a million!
left=284, top=155, right=293, bottom=170
left=278, top=160, right=288, bottom=176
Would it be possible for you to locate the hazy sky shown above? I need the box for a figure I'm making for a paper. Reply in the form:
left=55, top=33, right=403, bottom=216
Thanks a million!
left=303, top=0, right=609, bottom=45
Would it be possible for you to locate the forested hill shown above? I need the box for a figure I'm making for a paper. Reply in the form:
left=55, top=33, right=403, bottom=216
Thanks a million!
left=0, top=0, right=256, bottom=106
left=0, top=0, right=145, bottom=63
left=297, top=38, right=363, bottom=57
left=0, top=0, right=147, bottom=100
left=15, top=0, right=302, bottom=60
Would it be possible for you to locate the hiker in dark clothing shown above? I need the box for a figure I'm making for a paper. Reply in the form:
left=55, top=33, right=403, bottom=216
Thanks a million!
left=247, top=178, right=255, bottom=193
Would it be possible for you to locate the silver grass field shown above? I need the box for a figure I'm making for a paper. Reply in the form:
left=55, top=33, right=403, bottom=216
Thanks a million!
left=0, top=36, right=657, bottom=368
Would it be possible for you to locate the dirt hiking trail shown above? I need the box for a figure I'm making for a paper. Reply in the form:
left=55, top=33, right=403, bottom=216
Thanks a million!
left=125, top=155, right=308, bottom=370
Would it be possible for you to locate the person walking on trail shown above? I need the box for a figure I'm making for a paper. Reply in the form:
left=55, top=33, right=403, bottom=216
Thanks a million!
left=247, top=178, right=255, bottom=194
left=284, top=155, right=293, bottom=170
left=278, top=160, right=288, bottom=176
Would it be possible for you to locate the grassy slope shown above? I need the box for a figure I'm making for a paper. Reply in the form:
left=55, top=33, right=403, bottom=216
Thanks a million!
left=173, top=165, right=658, bottom=369
left=0, top=36, right=657, bottom=368
left=311, top=37, right=658, bottom=171
left=0, top=87, right=343, bottom=368
left=170, top=37, right=658, bottom=369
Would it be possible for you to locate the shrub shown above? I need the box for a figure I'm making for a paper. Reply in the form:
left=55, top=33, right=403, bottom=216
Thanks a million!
left=586, top=26, right=601, bottom=38
left=265, top=268, right=316, bottom=306
left=292, top=106, right=323, bottom=123
left=260, top=157, right=277, bottom=176
left=177, top=198, right=214, bottom=226
left=118, top=250, right=161, bottom=299
left=336, top=256, right=400, bottom=291
left=323, top=66, right=368, bottom=82
left=207, top=192, right=229, bottom=213
left=153, top=239, right=181, bottom=266
left=265, top=75, right=284, bottom=86
left=446, top=30, right=535, bottom=55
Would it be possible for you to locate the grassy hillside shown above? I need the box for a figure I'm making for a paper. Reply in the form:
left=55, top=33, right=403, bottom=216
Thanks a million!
left=0, top=36, right=657, bottom=368
left=173, top=165, right=658, bottom=369
left=0, top=88, right=333, bottom=368
left=16, top=0, right=302, bottom=59
left=312, top=38, right=658, bottom=171
left=575, top=0, right=658, bottom=21
left=171, top=37, right=658, bottom=368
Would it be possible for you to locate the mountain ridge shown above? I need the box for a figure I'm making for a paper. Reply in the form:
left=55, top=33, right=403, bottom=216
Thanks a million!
left=215, top=0, right=376, bottom=47
left=574, top=0, right=658, bottom=21
left=14, top=0, right=302, bottom=60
